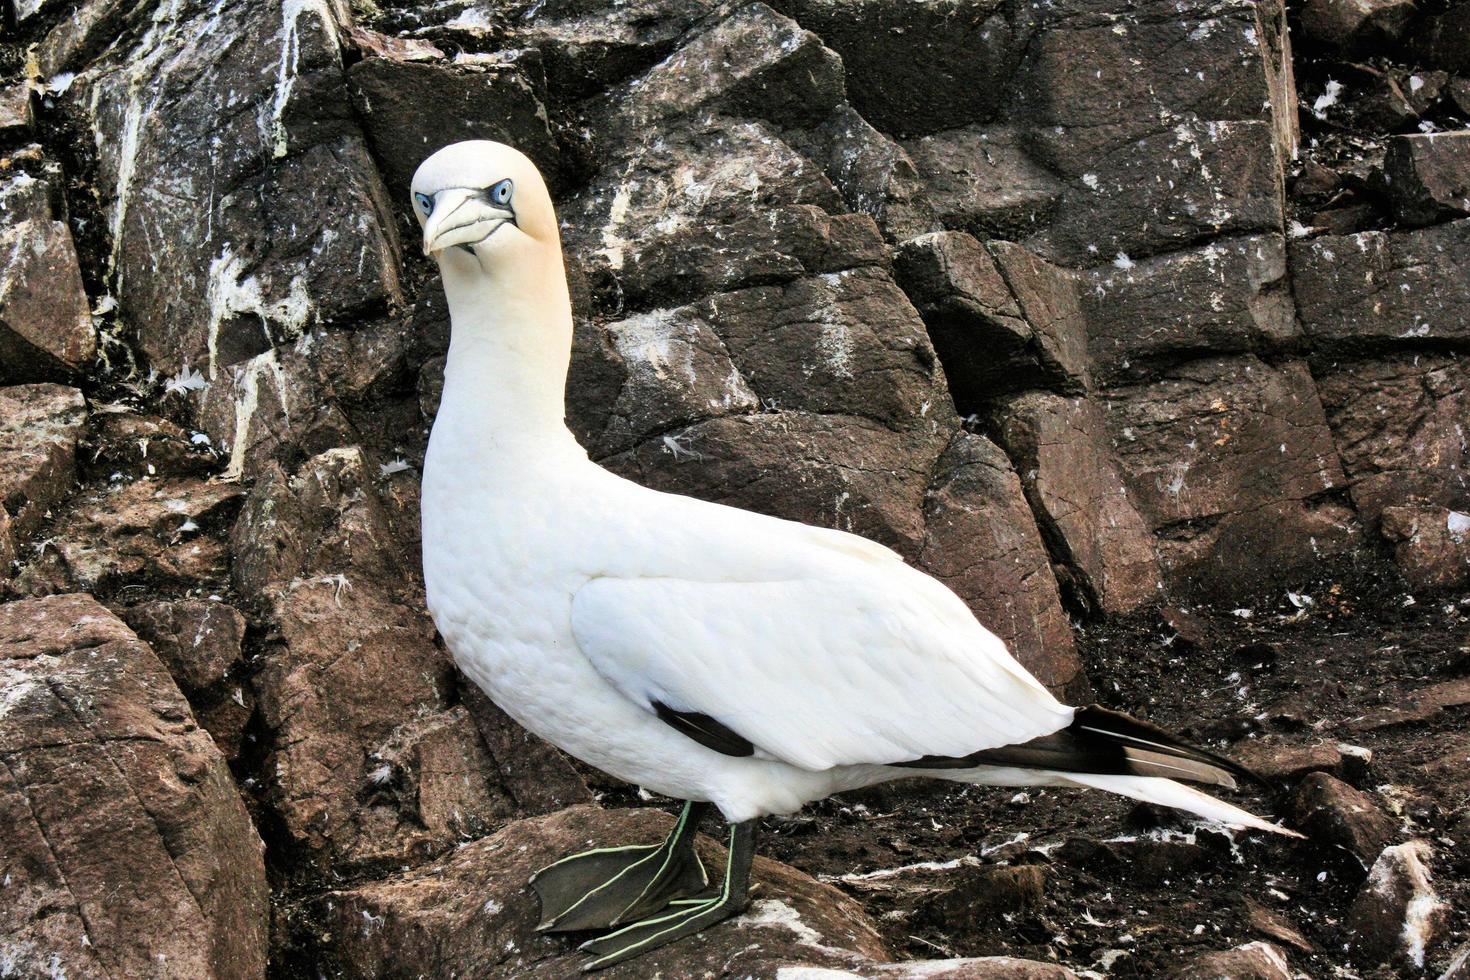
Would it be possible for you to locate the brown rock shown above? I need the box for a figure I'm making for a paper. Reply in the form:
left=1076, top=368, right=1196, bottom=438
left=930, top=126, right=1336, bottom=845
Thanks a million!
left=16, top=476, right=242, bottom=598
left=1379, top=504, right=1470, bottom=592
left=582, top=267, right=941, bottom=458
left=1295, top=160, right=1342, bottom=200
left=495, top=0, right=707, bottom=100
left=121, top=599, right=252, bottom=760
left=613, top=2, right=845, bottom=131
left=1441, top=944, right=1470, bottom=980
left=1288, top=772, right=1396, bottom=864
left=769, top=0, right=1025, bottom=137
left=1244, top=898, right=1315, bottom=953
left=1315, top=355, right=1470, bottom=528
left=0, top=218, right=95, bottom=381
left=1101, top=357, right=1352, bottom=598
left=1292, top=221, right=1470, bottom=348
left=0, top=594, right=268, bottom=979
left=1012, top=0, right=1297, bottom=263
left=32, top=0, right=133, bottom=77
left=1161, top=604, right=1212, bottom=651
left=86, top=410, right=217, bottom=481
left=1452, top=78, right=1470, bottom=117
left=921, top=431, right=1085, bottom=697
left=576, top=303, right=760, bottom=456
left=74, top=0, right=402, bottom=378
left=865, top=961, right=1079, bottom=979
left=561, top=115, right=883, bottom=309
left=1033, top=121, right=1287, bottom=266
left=996, top=392, right=1160, bottom=614
left=604, top=412, right=943, bottom=558
left=710, top=269, right=947, bottom=428
left=0, top=170, right=53, bottom=224
left=893, top=230, right=1042, bottom=404
left=233, top=447, right=577, bottom=870
left=1056, top=836, right=1211, bottom=885
left=122, top=598, right=246, bottom=693
left=1298, top=0, right=1415, bottom=50
left=1231, top=738, right=1343, bottom=783
left=1307, top=202, right=1378, bottom=237
left=829, top=854, right=1049, bottom=937
left=1079, top=236, right=1296, bottom=384
left=989, top=241, right=1089, bottom=390
left=789, top=104, right=941, bottom=241
left=1337, top=743, right=1374, bottom=783
left=892, top=233, right=1088, bottom=401
left=1348, top=840, right=1450, bottom=968
left=920, top=864, right=1047, bottom=925
left=252, top=567, right=513, bottom=870
left=349, top=51, right=562, bottom=200
left=1170, top=941, right=1291, bottom=979
left=1352, top=68, right=1448, bottom=131
left=195, top=315, right=422, bottom=483
left=0, top=83, right=34, bottom=135
left=1409, top=3, right=1470, bottom=73
left=230, top=447, right=409, bottom=600
left=0, top=383, right=86, bottom=561
left=1016, top=0, right=1297, bottom=164
left=1385, top=132, right=1470, bottom=227
left=342, top=24, right=444, bottom=63
left=324, top=804, right=890, bottom=978
left=1348, top=676, right=1470, bottom=732
left=903, top=126, right=1064, bottom=242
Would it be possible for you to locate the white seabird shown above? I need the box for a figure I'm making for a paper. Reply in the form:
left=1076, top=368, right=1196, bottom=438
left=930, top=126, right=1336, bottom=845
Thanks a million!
left=413, top=140, right=1297, bottom=970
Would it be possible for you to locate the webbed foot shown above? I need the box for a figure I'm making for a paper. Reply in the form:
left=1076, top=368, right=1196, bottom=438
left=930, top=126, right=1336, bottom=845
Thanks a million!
left=578, top=819, right=756, bottom=971
left=531, top=801, right=711, bottom=933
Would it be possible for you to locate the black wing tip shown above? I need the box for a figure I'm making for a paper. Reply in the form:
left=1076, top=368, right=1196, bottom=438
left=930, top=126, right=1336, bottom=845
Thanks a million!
left=1072, top=704, right=1267, bottom=789
left=652, top=700, right=756, bottom=758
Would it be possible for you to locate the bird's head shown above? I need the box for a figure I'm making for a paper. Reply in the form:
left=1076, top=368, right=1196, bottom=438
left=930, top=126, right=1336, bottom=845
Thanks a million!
left=410, top=140, right=559, bottom=275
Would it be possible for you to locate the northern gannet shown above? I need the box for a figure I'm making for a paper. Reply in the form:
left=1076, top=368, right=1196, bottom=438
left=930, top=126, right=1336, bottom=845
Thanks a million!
left=414, top=140, right=1295, bottom=970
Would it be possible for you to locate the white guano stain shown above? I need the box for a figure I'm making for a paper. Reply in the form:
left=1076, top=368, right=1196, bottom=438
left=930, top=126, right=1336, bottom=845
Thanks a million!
left=221, top=349, right=290, bottom=482
left=270, top=0, right=341, bottom=159
left=0, top=668, right=39, bottom=721
left=96, top=0, right=187, bottom=285
left=814, top=274, right=855, bottom=379
left=206, top=249, right=313, bottom=380
left=737, top=899, right=843, bottom=953
left=606, top=309, right=695, bottom=384
left=600, top=182, right=635, bottom=271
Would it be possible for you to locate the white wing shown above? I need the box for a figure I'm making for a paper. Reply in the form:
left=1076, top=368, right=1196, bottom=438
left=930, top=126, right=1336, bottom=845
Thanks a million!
left=570, top=562, right=1072, bottom=772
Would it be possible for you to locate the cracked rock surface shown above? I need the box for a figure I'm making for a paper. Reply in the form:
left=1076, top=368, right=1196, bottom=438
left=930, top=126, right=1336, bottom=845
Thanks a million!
left=2, top=0, right=1470, bottom=975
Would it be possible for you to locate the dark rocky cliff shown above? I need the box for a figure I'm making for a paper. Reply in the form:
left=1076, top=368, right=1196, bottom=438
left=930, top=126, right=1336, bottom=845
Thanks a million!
left=1, top=0, right=1467, bottom=975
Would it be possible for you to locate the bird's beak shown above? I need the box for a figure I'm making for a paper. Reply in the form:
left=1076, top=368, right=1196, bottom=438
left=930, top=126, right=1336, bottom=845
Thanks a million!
left=421, top=188, right=515, bottom=256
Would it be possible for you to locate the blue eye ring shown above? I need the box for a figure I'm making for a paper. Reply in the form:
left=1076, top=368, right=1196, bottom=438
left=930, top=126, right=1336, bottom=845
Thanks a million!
left=414, top=192, right=433, bottom=217
left=489, top=179, right=513, bottom=206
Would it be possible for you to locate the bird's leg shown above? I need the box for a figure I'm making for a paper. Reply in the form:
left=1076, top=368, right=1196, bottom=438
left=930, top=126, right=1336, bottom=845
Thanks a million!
left=577, top=818, right=758, bottom=971
left=531, top=801, right=712, bottom=933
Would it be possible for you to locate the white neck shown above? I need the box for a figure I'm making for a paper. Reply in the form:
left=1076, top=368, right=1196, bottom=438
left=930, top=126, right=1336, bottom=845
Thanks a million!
left=430, top=245, right=587, bottom=473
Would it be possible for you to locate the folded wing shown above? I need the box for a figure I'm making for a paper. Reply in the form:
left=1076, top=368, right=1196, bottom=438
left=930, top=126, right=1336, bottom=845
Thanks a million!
left=570, top=569, right=1073, bottom=772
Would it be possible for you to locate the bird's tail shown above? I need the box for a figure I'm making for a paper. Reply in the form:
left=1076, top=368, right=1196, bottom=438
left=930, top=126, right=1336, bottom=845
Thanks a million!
left=915, top=704, right=1301, bottom=837
left=1054, top=772, right=1300, bottom=837
left=1055, top=703, right=1259, bottom=788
